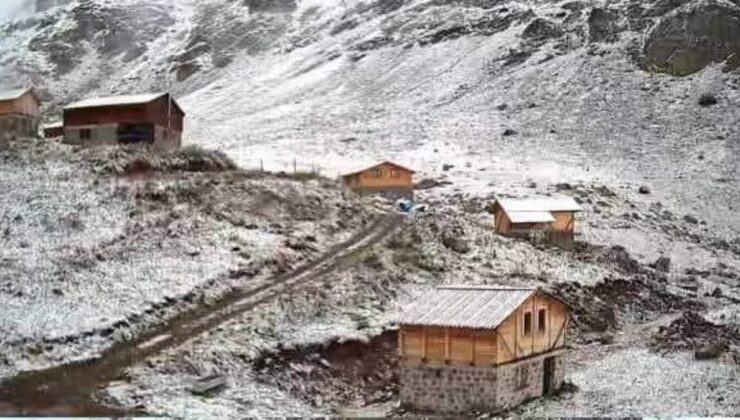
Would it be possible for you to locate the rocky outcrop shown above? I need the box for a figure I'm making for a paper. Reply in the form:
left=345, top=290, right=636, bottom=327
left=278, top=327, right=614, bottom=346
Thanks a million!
left=27, top=1, right=175, bottom=74
left=641, top=0, right=740, bottom=75
left=588, top=8, right=623, bottom=43
left=522, top=17, right=564, bottom=41
left=243, top=0, right=297, bottom=13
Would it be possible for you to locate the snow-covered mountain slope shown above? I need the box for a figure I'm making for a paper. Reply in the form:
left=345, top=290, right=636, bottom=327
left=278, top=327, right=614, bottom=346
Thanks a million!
left=0, top=0, right=738, bottom=234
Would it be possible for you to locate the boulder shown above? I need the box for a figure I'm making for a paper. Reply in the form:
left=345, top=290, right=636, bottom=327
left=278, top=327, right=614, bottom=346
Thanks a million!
left=683, top=214, right=699, bottom=224
left=442, top=235, right=471, bottom=254
left=588, top=8, right=622, bottom=43
left=641, top=0, right=740, bottom=75
left=522, top=18, right=564, bottom=41
left=695, top=342, right=728, bottom=360
left=698, top=93, right=718, bottom=106
left=653, top=256, right=671, bottom=273
left=638, top=185, right=651, bottom=194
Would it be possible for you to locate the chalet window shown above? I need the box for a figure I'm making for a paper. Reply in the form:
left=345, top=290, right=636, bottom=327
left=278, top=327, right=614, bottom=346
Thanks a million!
left=373, top=168, right=383, bottom=178
left=538, top=309, right=547, bottom=334
left=80, top=129, right=91, bottom=140
left=390, top=169, right=400, bottom=178
left=523, top=311, right=532, bottom=336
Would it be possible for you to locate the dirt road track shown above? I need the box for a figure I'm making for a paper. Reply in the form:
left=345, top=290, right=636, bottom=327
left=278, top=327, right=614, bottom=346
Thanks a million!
left=0, top=213, right=404, bottom=416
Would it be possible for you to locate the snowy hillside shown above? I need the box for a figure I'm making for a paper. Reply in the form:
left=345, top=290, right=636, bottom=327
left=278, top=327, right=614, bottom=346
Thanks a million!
left=0, top=0, right=737, bottom=235
left=1, top=0, right=739, bottom=416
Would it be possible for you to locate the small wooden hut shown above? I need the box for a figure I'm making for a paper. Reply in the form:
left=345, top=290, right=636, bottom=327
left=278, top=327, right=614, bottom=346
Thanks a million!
left=0, top=88, right=41, bottom=139
left=341, top=161, right=415, bottom=200
left=492, top=197, right=582, bottom=247
left=398, top=285, right=570, bottom=413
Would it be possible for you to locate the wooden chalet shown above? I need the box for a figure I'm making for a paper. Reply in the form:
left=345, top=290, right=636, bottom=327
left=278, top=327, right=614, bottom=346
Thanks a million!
left=0, top=88, right=41, bottom=139
left=398, top=285, right=570, bottom=413
left=62, top=92, right=185, bottom=150
left=492, top=197, right=582, bottom=247
left=341, top=160, right=415, bottom=200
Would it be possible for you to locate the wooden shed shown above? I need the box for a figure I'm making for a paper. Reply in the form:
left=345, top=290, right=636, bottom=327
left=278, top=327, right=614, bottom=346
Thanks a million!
left=492, top=197, right=582, bottom=247
left=63, top=92, right=185, bottom=150
left=43, top=122, right=64, bottom=139
left=0, top=88, right=41, bottom=139
left=341, top=161, right=415, bottom=200
left=398, top=285, right=570, bottom=413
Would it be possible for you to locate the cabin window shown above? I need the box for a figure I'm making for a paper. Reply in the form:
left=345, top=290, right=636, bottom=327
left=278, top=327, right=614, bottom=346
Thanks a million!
left=523, top=311, right=532, bottom=336
left=538, top=309, right=547, bottom=334
left=373, top=168, right=383, bottom=178
left=80, top=129, right=91, bottom=140
left=390, top=169, right=400, bottom=178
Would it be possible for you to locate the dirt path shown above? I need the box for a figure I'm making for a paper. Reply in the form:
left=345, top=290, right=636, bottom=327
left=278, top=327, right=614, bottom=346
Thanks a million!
left=0, top=213, right=405, bottom=416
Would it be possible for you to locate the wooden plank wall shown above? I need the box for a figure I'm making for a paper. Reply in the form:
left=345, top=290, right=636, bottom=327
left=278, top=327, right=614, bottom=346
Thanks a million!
left=355, top=163, right=413, bottom=189
left=0, top=92, right=40, bottom=117
left=496, top=293, right=568, bottom=364
left=399, top=326, right=498, bottom=366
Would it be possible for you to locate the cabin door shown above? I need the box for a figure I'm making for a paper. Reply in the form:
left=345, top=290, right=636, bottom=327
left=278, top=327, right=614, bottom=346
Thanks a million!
left=543, top=356, right=556, bottom=395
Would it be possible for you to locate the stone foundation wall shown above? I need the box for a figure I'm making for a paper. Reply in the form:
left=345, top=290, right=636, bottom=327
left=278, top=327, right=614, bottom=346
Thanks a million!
left=400, top=361, right=498, bottom=413
left=496, top=357, right=544, bottom=409
left=0, top=114, right=39, bottom=139
left=400, top=352, right=566, bottom=414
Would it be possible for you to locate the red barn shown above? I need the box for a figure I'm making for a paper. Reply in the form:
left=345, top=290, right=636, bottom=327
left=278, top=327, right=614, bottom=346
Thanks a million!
left=63, top=92, right=185, bottom=150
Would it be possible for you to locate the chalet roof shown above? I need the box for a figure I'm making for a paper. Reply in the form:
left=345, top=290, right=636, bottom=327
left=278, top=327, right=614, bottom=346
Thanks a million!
left=341, top=160, right=416, bottom=177
left=399, top=285, right=546, bottom=329
left=0, top=88, right=35, bottom=102
left=496, top=197, right=582, bottom=214
left=65, top=93, right=184, bottom=115
left=507, top=211, right=556, bottom=224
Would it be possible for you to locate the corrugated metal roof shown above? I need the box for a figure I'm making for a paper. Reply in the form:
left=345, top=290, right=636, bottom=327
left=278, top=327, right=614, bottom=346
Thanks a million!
left=341, top=160, right=416, bottom=177
left=0, top=88, right=32, bottom=102
left=64, top=92, right=166, bottom=109
left=398, top=286, right=538, bottom=329
left=497, top=197, right=582, bottom=213
left=507, top=211, right=555, bottom=223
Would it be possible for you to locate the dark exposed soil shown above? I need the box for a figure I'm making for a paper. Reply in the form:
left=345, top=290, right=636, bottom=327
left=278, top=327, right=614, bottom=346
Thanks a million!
left=253, top=330, right=399, bottom=408
left=551, top=275, right=704, bottom=338
left=650, top=311, right=740, bottom=354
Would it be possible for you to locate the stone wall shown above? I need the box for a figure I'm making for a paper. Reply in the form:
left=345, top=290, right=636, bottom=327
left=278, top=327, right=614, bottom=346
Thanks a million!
left=496, top=356, right=544, bottom=409
left=400, top=352, right=566, bottom=414
left=400, top=360, right=498, bottom=413
left=0, top=114, right=39, bottom=139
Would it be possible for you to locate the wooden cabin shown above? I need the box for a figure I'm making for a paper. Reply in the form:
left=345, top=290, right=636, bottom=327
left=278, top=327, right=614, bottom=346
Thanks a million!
left=0, top=88, right=41, bottom=139
left=398, top=285, right=570, bottom=414
left=63, top=92, right=185, bottom=150
left=341, top=161, right=415, bottom=200
left=492, top=197, right=582, bottom=247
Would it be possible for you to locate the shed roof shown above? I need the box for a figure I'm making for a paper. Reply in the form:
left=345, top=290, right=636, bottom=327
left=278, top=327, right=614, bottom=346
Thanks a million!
left=0, top=87, right=36, bottom=102
left=64, top=92, right=184, bottom=114
left=496, top=197, right=582, bottom=214
left=507, top=211, right=556, bottom=224
left=342, top=160, right=416, bottom=177
left=399, top=285, right=548, bottom=329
